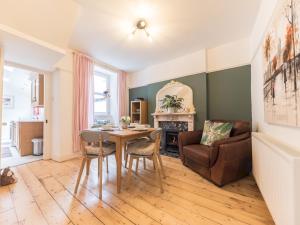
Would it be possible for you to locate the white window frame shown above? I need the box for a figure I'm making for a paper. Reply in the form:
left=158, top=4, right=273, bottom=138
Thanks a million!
left=93, top=71, right=110, bottom=118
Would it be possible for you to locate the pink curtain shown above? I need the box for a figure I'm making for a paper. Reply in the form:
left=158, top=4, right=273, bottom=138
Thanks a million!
left=73, top=52, right=94, bottom=152
left=118, top=71, right=127, bottom=118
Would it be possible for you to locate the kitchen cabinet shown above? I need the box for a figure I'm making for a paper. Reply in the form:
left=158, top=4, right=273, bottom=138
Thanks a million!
left=11, top=121, right=43, bottom=156
left=31, top=74, right=44, bottom=107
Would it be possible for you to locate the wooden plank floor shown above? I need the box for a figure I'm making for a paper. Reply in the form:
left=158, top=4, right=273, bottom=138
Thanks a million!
left=0, top=155, right=275, bottom=225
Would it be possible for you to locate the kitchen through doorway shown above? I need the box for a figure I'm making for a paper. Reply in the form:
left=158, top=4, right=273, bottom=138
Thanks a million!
left=1, top=65, right=45, bottom=168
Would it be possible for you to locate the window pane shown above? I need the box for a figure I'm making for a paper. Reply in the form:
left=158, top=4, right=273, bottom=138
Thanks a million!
left=94, top=94, right=107, bottom=113
left=94, top=75, right=107, bottom=93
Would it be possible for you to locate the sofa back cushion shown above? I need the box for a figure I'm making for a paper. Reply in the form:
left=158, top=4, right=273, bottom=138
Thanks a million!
left=200, top=120, right=233, bottom=146
left=211, top=120, right=251, bottom=137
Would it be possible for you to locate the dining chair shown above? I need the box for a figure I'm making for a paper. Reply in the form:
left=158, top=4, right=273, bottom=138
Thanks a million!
left=124, top=124, right=152, bottom=170
left=124, top=137, right=149, bottom=170
left=126, top=129, right=166, bottom=193
left=74, top=130, right=116, bottom=199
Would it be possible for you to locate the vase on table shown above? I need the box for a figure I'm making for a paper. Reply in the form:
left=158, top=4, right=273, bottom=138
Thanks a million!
left=121, top=123, right=128, bottom=129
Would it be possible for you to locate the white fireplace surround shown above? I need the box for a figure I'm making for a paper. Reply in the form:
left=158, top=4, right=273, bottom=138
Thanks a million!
left=152, top=81, right=196, bottom=131
left=152, top=112, right=195, bottom=131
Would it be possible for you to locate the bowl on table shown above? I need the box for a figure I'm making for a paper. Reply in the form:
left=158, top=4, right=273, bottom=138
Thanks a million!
left=101, top=124, right=114, bottom=131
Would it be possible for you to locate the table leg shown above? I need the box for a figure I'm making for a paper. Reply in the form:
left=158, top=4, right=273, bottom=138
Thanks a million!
left=115, top=136, right=122, bottom=193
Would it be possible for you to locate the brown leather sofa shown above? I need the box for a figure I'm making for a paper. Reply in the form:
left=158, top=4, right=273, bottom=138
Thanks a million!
left=178, top=120, right=252, bottom=186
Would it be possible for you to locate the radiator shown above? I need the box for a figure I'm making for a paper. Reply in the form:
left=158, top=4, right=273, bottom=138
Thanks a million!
left=252, top=132, right=300, bottom=225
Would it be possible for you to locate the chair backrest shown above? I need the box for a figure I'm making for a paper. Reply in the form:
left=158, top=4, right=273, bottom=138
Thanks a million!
left=80, top=130, right=100, bottom=143
left=149, top=128, right=162, bottom=141
left=80, top=130, right=110, bottom=143
left=149, top=128, right=162, bottom=154
left=80, top=130, right=111, bottom=155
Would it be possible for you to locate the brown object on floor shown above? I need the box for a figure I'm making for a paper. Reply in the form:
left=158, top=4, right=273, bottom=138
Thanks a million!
left=0, top=167, right=17, bottom=186
left=178, top=120, right=252, bottom=186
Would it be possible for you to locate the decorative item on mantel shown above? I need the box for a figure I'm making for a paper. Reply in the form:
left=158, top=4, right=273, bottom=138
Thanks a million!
left=120, top=116, right=131, bottom=129
left=160, top=95, right=184, bottom=113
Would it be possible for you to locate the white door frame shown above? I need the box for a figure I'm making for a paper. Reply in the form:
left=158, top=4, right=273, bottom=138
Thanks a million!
left=0, top=49, right=4, bottom=168
left=0, top=61, right=52, bottom=161
left=43, top=72, right=52, bottom=160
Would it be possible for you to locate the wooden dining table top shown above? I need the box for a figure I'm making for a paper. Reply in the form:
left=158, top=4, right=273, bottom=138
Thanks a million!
left=90, top=127, right=155, bottom=137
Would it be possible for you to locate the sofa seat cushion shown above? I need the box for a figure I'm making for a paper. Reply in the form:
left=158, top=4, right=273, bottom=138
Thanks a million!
left=183, top=144, right=211, bottom=168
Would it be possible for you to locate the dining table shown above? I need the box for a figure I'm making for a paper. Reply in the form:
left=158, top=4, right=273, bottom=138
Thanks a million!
left=93, top=127, right=155, bottom=193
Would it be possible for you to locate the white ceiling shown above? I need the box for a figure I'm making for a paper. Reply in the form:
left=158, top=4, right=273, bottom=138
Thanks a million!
left=0, top=0, right=262, bottom=71
left=71, top=0, right=261, bottom=71
left=0, top=24, right=65, bottom=71
left=0, top=0, right=79, bottom=49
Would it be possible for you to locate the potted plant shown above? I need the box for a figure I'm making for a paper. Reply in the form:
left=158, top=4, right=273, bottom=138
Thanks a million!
left=120, top=116, right=131, bottom=129
left=160, top=95, right=184, bottom=113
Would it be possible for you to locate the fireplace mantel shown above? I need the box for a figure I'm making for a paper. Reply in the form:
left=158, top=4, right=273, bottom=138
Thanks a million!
left=152, top=112, right=195, bottom=131
left=152, top=112, right=196, bottom=116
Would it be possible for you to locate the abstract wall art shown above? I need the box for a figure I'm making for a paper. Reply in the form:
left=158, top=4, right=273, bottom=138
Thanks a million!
left=263, top=0, right=300, bottom=127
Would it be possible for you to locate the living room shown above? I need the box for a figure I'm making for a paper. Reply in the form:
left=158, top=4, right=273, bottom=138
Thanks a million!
left=0, top=0, right=299, bottom=225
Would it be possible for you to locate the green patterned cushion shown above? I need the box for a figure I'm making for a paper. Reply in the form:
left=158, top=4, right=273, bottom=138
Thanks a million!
left=200, top=120, right=233, bottom=146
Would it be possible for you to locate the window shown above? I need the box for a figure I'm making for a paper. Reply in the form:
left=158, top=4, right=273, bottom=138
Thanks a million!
left=94, top=71, right=110, bottom=116
left=92, top=65, right=118, bottom=126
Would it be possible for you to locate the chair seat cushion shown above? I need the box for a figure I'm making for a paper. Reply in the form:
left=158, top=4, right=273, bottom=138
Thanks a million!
left=85, top=141, right=116, bottom=156
left=183, top=144, right=211, bottom=168
left=127, top=141, right=155, bottom=156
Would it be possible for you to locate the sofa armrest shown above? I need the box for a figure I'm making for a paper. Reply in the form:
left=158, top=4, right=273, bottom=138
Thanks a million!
left=211, top=137, right=252, bottom=186
left=178, top=130, right=203, bottom=162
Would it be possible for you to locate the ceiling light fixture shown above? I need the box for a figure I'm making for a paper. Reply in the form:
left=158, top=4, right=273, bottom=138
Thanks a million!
left=129, top=19, right=152, bottom=42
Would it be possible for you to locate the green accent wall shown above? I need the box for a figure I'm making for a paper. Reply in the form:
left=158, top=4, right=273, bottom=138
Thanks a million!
left=129, top=65, right=251, bottom=130
left=129, top=73, right=207, bottom=130
left=207, top=65, right=252, bottom=121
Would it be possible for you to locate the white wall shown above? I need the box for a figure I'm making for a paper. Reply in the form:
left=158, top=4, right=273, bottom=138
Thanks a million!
left=128, top=38, right=252, bottom=88
left=127, top=50, right=207, bottom=88
left=51, top=51, right=78, bottom=161
left=250, top=0, right=300, bottom=150
left=0, top=48, right=3, bottom=167
left=207, top=38, right=251, bottom=72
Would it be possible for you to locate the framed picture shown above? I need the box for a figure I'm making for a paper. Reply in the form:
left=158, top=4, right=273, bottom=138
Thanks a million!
left=3, top=96, right=14, bottom=108
left=263, top=0, right=300, bottom=127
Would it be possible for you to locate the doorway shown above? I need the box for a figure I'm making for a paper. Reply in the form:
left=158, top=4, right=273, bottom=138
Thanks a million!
left=1, top=65, right=48, bottom=168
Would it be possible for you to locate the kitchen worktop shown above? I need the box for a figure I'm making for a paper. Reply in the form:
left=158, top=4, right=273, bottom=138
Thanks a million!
left=17, top=120, right=44, bottom=123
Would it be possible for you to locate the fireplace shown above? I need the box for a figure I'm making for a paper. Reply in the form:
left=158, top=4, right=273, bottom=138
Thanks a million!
left=151, top=81, right=196, bottom=157
left=159, top=121, right=188, bottom=157
left=165, top=130, right=179, bottom=153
